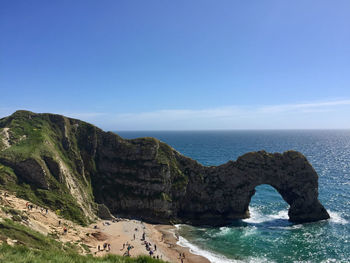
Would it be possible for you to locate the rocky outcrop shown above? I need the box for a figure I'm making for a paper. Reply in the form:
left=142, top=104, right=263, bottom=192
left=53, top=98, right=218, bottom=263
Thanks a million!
left=0, top=111, right=330, bottom=226
left=89, top=134, right=330, bottom=226
left=13, top=159, right=49, bottom=190
left=178, top=150, right=329, bottom=225
left=97, top=204, right=114, bottom=220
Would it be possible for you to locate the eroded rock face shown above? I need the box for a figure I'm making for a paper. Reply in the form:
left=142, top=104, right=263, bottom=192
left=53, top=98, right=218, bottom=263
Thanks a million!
left=84, top=129, right=330, bottom=226
left=14, top=159, right=49, bottom=190
left=0, top=111, right=330, bottom=226
left=97, top=204, right=114, bottom=220
left=177, top=150, right=330, bottom=225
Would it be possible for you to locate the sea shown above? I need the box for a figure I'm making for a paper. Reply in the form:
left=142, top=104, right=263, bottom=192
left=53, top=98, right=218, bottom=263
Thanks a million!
left=117, top=130, right=350, bottom=263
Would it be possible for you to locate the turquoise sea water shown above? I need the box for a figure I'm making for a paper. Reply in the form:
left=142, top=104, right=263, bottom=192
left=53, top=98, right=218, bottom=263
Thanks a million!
left=118, top=130, right=350, bottom=263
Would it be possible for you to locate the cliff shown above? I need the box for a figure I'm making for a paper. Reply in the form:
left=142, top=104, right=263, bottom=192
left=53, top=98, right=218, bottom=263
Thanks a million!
left=0, top=110, right=330, bottom=226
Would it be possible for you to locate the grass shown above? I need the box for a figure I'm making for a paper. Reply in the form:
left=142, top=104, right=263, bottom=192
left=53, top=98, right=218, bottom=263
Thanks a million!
left=0, top=218, right=68, bottom=251
left=0, top=111, right=95, bottom=225
left=80, top=243, right=91, bottom=253
left=0, top=110, right=193, bottom=227
left=0, top=207, right=28, bottom=222
left=0, top=179, right=89, bottom=225
left=0, top=245, right=166, bottom=263
left=156, top=142, right=189, bottom=192
left=0, top=219, right=166, bottom=263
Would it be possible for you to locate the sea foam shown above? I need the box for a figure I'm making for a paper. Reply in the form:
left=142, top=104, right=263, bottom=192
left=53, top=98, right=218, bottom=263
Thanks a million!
left=243, top=207, right=289, bottom=224
left=328, top=211, right=348, bottom=224
left=176, top=234, right=274, bottom=263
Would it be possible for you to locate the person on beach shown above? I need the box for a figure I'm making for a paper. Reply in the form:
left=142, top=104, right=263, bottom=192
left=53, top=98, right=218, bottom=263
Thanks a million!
left=63, top=227, right=67, bottom=234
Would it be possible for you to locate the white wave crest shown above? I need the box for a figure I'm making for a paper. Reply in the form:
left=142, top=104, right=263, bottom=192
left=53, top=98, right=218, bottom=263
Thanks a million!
left=328, top=211, right=348, bottom=224
left=211, top=226, right=232, bottom=237
left=177, top=235, right=274, bottom=263
left=244, top=207, right=348, bottom=226
left=243, top=207, right=289, bottom=224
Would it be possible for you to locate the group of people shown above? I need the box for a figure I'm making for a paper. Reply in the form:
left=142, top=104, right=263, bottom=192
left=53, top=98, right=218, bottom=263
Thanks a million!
left=179, top=252, right=186, bottom=262
left=140, top=230, right=163, bottom=260
left=25, top=202, right=34, bottom=210
left=25, top=202, right=48, bottom=215
left=97, top=242, right=111, bottom=252
left=91, top=220, right=165, bottom=260
left=145, top=241, right=162, bottom=260
left=24, top=200, right=68, bottom=236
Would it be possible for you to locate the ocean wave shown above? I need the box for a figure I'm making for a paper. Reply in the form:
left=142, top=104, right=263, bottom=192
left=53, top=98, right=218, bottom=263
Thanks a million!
left=210, top=226, right=232, bottom=237
left=243, top=207, right=289, bottom=224
left=244, top=207, right=348, bottom=226
left=176, top=235, right=274, bottom=263
left=328, top=211, right=348, bottom=224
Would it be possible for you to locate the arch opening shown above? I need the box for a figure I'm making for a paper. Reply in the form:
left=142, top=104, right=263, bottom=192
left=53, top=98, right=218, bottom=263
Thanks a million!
left=244, top=184, right=290, bottom=226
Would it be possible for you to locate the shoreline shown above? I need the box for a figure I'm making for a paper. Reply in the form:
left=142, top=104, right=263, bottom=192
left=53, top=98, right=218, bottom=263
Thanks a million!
left=1, top=191, right=210, bottom=263
left=95, top=219, right=210, bottom=263
left=155, top=224, right=210, bottom=263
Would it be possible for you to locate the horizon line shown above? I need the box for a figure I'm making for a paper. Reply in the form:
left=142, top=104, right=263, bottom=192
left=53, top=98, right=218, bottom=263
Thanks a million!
left=113, top=128, right=350, bottom=132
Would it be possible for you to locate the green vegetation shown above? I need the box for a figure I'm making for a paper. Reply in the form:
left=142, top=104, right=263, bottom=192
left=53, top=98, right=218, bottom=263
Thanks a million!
left=0, top=111, right=95, bottom=225
left=80, top=243, right=91, bottom=253
left=0, top=207, right=28, bottom=222
left=0, top=110, right=193, bottom=229
left=0, top=164, right=16, bottom=185
left=0, top=218, right=166, bottom=263
left=0, top=245, right=166, bottom=263
left=161, top=192, right=172, bottom=202
left=0, top=179, right=89, bottom=225
left=156, top=142, right=189, bottom=192
left=0, top=218, right=71, bottom=251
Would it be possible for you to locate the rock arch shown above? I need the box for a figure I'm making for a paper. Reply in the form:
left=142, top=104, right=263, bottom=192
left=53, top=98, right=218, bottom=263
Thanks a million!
left=180, top=151, right=330, bottom=226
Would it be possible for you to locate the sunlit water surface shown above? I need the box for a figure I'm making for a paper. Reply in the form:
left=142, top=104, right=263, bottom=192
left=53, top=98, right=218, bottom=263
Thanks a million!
left=118, top=130, right=350, bottom=263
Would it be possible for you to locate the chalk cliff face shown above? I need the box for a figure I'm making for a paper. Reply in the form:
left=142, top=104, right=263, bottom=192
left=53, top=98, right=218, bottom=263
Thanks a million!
left=0, top=111, right=330, bottom=226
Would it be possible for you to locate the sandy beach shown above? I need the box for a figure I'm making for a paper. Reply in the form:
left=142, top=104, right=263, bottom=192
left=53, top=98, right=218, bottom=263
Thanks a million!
left=94, top=219, right=210, bottom=263
left=0, top=191, right=210, bottom=263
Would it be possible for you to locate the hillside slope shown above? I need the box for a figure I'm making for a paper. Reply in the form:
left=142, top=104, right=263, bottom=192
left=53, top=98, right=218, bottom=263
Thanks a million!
left=0, top=110, right=329, bottom=226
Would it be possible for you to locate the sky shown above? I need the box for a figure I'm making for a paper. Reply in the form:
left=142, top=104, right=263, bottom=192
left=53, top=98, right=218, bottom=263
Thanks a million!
left=1, top=0, right=350, bottom=130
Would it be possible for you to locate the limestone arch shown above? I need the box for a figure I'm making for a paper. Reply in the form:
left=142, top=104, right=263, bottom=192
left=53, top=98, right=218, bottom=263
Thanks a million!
left=232, top=151, right=330, bottom=224
left=180, top=150, right=330, bottom=226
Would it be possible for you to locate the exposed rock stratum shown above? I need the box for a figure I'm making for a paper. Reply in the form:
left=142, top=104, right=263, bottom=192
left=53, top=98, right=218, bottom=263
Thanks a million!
left=0, top=111, right=330, bottom=226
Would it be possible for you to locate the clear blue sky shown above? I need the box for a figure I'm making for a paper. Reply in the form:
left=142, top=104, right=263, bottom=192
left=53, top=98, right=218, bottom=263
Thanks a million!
left=1, top=0, right=350, bottom=130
